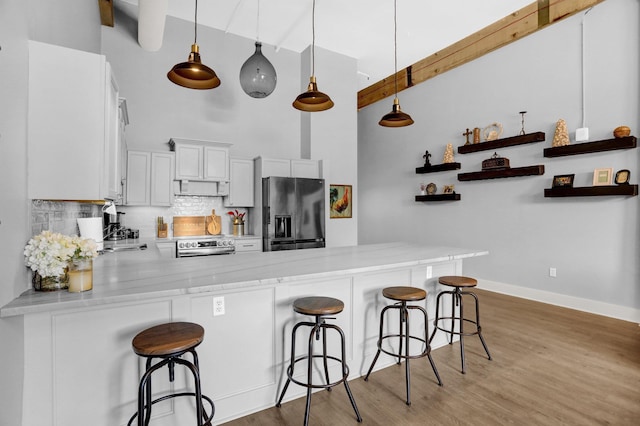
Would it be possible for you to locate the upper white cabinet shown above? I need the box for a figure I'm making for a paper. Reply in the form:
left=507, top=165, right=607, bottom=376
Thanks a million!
left=27, top=41, right=119, bottom=200
left=169, top=139, right=231, bottom=182
left=224, top=157, right=254, bottom=207
left=125, top=151, right=175, bottom=206
left=255, top=157, right=322, bottom=179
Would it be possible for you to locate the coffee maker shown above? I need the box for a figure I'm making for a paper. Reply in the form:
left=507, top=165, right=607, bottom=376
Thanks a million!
left=103, top=211, right=126, bottom=241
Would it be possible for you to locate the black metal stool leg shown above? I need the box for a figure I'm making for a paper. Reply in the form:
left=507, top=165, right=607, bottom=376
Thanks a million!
left=321, top=321, right=332, bottom=392
left=276, top=321, right=306, bottom=407
left=330, top=323, right=362, bottom=422
left=402, top=303, right=411, bottom=405
left=365, top=305, right=390, bottom=381
left=467, top=291, right=492, bottom=360
left=303, top=322, right=319, bottom=426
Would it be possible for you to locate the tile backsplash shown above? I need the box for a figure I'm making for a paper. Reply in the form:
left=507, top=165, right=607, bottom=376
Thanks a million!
left=30, top=197, right=250, bottom=240
left=31, top=200, right=101, bottom=237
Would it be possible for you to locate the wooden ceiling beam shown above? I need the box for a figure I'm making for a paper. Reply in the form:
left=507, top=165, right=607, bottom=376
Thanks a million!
left=358, top=0, right=605, bottom=110
left=98, top=0, right=114, bottom=27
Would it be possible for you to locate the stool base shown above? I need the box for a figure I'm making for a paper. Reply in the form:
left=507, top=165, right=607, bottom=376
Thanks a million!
left=365, top=301, right=442, bottom=405
left=429, top=286, right=491, bottom=374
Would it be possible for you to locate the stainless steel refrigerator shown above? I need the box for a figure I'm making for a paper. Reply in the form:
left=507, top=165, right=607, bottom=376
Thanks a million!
left=262, top=177, right=325, bottom=251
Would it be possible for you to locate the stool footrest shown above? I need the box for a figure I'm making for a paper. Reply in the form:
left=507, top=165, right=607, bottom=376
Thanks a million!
left=286, top=354, right=350, bottom=389
left=377, top=334, right=431, bottom=360
left=127, top=392, right=215, bottom=426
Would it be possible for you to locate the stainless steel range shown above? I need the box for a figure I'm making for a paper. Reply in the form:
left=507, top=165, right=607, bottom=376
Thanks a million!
left=176, top=236, right=235, bottom=257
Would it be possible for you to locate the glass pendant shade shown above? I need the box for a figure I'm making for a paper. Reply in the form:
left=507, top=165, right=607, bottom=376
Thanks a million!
left=293, top=76, right=334, bottom=112
left=167, top=44, right=220, bottom=89
left=379, top=97, right=414, bottom=127
left=239, top=42, right=277, bottom=98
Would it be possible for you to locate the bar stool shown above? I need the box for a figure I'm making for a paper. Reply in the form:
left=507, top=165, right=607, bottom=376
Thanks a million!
left=127, top=322, right=215, bottom=426
left=364, top=286, right=442, bottom=405
left=429, top=276, right=492, bottom=374
left=276, top=296, right=362, bottom=426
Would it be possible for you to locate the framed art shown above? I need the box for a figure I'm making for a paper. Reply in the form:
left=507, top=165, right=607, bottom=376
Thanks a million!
left=329, top=184, right=352, bottom=218
left=443, top=184, right=455, bottom=194
left=552, top=174, right=575, bottom=188
left=592, top=168, right=613, bottom=186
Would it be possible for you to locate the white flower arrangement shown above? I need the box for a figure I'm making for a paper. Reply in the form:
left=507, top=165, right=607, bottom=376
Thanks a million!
left=24, top=231, right=98, bottom=278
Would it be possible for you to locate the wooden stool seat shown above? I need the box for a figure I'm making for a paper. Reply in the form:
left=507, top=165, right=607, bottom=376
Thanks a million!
left=293, top=296, right=344, bottom=316
left=132, top=322, right=204, bottom=357
left=438, top=275, right=478, bottom=288
left=382, top=286, right=427, bottom=302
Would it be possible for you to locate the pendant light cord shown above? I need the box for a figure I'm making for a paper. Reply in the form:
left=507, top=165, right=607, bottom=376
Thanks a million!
left=393, top=0, right=398, bottom=96
left=194, top=0, right=198, bottom=44
left=255, top=0, right=261, bottom=42
left=311, top=0, right=316, bottom=76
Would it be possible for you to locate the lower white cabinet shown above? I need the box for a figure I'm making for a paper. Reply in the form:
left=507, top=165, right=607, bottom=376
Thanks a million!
left=224, top=157, right=254, bottom=207
left=233, top=236, right=261, bottom=253
left=125, top=151, right=175, bottom=206
left=156, top=241, right=176, bottom=258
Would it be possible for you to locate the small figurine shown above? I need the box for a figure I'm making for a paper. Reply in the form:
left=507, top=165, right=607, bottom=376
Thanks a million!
left=443, top=143, right=455, bottom=163
left=519, top=111, right=527, bottom=136
left=463, top=128, right=472, bottom=145
left=552, top=119, right=570, bottom=147
left=423, top=150, right=431, bottom=167
left=483, top=122, right=503, bottom=141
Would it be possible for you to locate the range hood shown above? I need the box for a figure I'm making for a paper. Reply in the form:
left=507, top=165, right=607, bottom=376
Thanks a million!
left=174, top=180, right=229, bottom=197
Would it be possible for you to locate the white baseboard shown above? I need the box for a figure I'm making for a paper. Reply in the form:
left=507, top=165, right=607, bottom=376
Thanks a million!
left=477, top=278, right=640, bottom=324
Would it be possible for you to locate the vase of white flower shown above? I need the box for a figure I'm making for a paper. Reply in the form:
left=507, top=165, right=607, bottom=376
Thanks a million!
left=24, top=231, right=98, bottom=292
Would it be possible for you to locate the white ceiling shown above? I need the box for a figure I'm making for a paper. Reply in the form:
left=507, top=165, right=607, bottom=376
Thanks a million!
left=122, top=0, right=532, bottom=90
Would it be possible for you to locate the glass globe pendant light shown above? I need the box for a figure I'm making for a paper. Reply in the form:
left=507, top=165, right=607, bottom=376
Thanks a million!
left=379, top=0, right=413, bottom=127
left=167, top=0, right=220, bottom=90
left=239, top=0, right=277, bottom=98
left=293, top=0, right=333, bottom=112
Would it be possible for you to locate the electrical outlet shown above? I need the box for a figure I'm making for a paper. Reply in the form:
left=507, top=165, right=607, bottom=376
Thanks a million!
left=213, top=296, right=225, bottom=316
left=575, top=127, right=589, bottom=142
left=549, top=267, right=557, bottom=278
left=426, top=266, right=433, bottom=279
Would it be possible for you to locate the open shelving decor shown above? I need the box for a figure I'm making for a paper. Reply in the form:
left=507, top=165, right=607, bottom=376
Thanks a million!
left=458, top=132, right=545, bottom=154
left=415, top=193, right=461, bottom=202
left=416, top=162, right=461, bottom=174
left=543, top=136, right=636, bottom=157
left=544, top=185, right=638, bottom=197
left=458, top=165, right=545, bottom=181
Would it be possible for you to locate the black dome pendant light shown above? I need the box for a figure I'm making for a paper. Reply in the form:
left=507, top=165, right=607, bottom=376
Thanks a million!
left=379, top=0, right=413, bottom=127
left=167, top=0, right=221, bottom=90
left=293, top=0, right=334, bottom=112
left=239, top=0, right=277, bottom=98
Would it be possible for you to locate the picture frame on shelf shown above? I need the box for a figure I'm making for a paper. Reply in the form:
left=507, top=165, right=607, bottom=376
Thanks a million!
left=329, top=184, right=352, bottom=219
left=615, top=169, right=630, bottom=185
left=552, top=174, right=575, bottom=188
left=593, top=168, right=613, bottom=186
left=443, top=184, right=455, bottom=194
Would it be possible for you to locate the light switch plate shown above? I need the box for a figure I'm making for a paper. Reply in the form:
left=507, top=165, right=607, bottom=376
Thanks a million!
left=575, top=127, right=589, bottom=142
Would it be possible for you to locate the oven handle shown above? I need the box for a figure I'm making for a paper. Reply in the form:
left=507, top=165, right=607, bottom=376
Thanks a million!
left=177, top=248, right=235, bottom=257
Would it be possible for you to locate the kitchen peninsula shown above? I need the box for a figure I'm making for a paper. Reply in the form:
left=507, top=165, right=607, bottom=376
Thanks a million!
left=1, top=242, right=487, bottom=426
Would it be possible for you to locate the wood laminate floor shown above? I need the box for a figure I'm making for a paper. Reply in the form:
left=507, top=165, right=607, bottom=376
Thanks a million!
left=224, top=289, right=640, bottom=425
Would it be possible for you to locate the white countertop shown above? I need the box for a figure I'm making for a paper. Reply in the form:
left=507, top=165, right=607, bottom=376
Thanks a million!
left=1, top=242, right=488, bottom=317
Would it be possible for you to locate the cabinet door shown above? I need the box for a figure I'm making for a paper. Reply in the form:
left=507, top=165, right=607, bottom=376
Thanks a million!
left=27, top=41, right=105, bottom=200
left=150, top=152, right=175, bottom=206
left=104, top=64, right=121, bottom=201
left=291, top=159, right=320, bottom=178
left=203, top=145, right=229, bottom=181
left=174, top=144, right=203, bottom=180
left=125, top=151, right=151, bottom=205
left=260, top=158, right=291, bottom=177
left=225, top=158, right=254, bottom=207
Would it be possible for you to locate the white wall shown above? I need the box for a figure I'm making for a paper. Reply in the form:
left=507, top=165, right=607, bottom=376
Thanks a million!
left=358, top=0, right=640, bottom=321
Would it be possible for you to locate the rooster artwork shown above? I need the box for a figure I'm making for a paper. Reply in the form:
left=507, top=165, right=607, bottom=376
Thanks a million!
left=329, top=184, right=352, bottom=218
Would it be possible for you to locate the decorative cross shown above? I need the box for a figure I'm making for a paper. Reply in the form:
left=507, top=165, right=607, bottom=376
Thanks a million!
left=463, top=128, right=472, bottom=145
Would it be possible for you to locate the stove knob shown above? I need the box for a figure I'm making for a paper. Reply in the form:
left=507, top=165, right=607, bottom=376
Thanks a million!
left=178, top=242, right=184, bottom=248
left=229, top=239, right=234, bottom=246
left=221, top=240, right=227, bottom=246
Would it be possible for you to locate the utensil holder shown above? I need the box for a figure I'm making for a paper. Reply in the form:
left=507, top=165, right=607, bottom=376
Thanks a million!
left=157, top=224, right=168, bottom=238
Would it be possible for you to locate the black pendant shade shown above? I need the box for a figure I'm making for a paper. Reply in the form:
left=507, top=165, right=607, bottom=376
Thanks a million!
left=293, top=76, right=334, bottom=112
left=167, top=44, right=221, bottom=90
left=379, top=97, right=414, bottom=127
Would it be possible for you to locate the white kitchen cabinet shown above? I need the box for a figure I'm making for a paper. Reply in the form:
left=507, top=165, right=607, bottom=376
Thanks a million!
left=156, top=241, right=176, bottom=258
left=28, top=41, right=118, bottom=200
left=169, top=138, right=231, bottom=182
left=125, top=151, right=175, bottom=206
left=224, top=157, right=254, bottom=207
left=233, top=236, right=262, bottom=253
left=291, top=159, right=322, bottom=178
left=114, top=99, right=129, bottom=205
left=255, top=157, right=322, bottom=179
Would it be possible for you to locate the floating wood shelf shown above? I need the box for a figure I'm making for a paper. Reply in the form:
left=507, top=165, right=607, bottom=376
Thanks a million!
left=458, top=132, right=545, bottom=154
left=415, top=193, right=461, bottom=202
left=416, top=162, right=461, bottom=173
left=544, top=185, right=638, bottom=197
left=543, top=136, right=637, bottom=157
left=458, top=165, right=545, bottom=181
